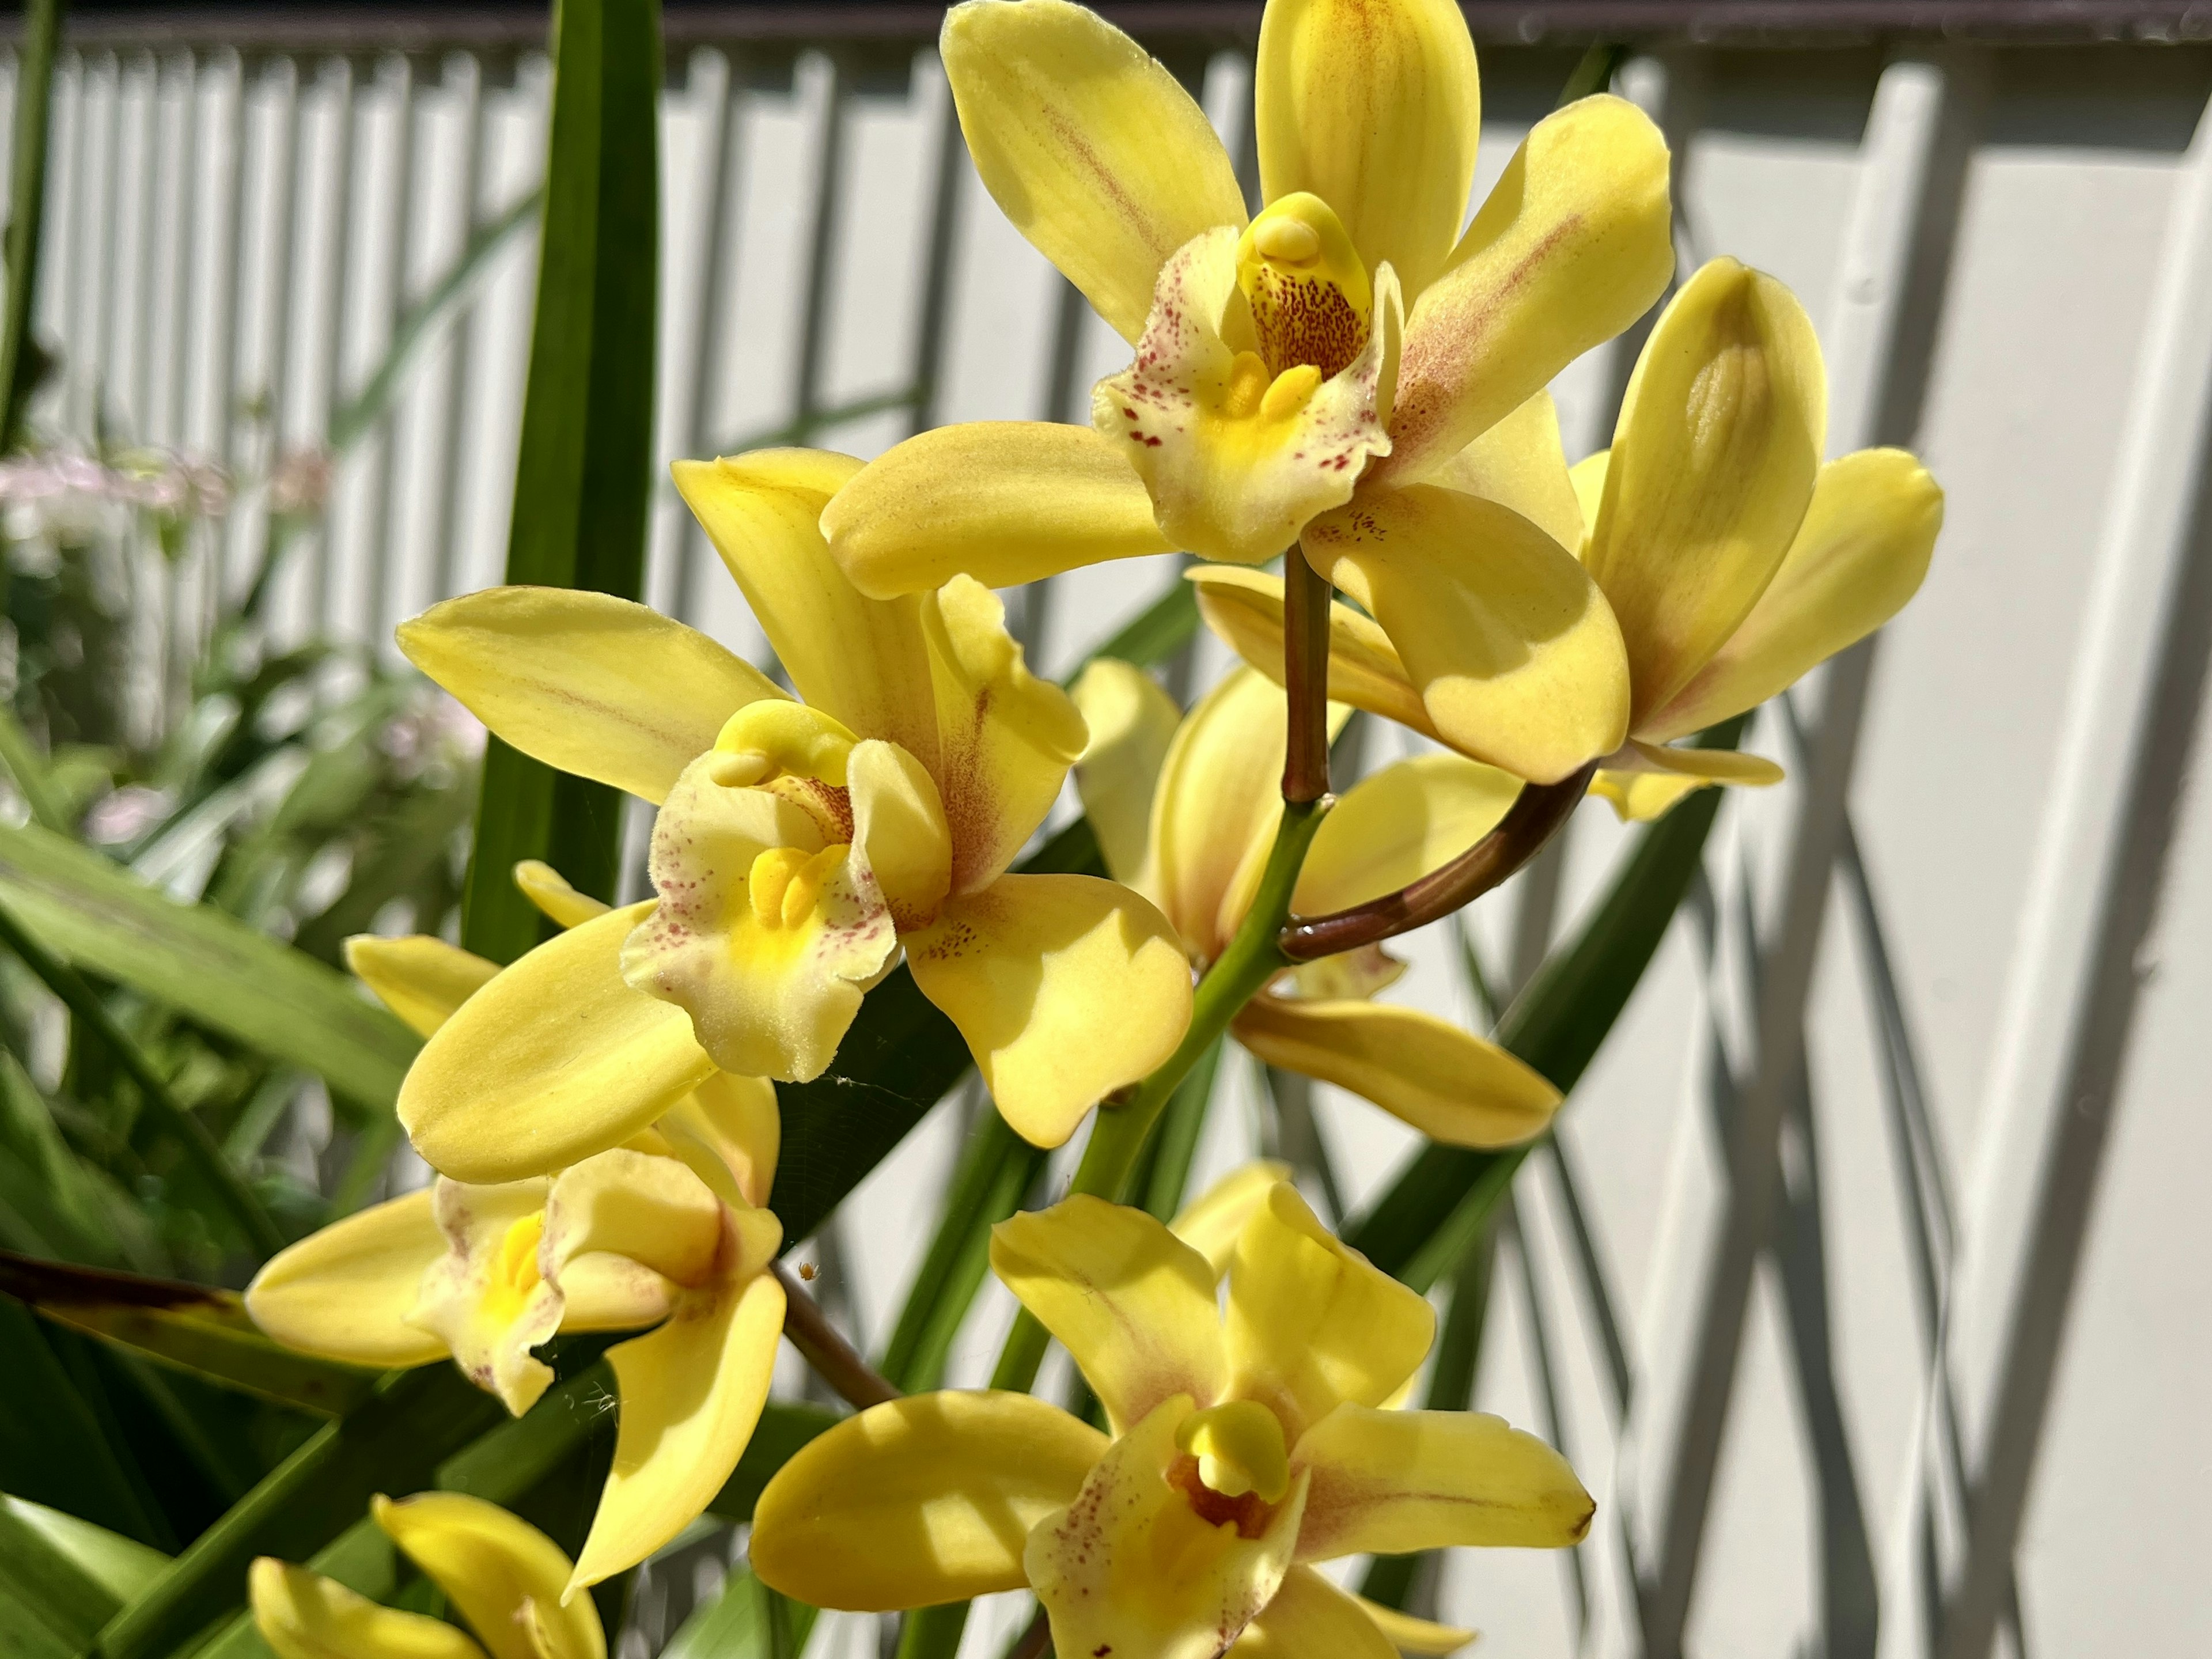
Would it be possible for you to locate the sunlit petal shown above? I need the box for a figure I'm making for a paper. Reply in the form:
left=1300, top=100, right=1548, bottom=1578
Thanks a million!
left=623, top=755, right=899, bottom=1083
left=1028, top=1394, right=1309, bottom=1659
left=1641, top=448, right=1942, bottom=739
left=1145, top=666, right=1287, bottom=960
left=373, top=1492, right=604, bottom=1659
left=397, top=588, right=782, bottom=806
left=402, top=903, right=718, bottom=1185
left=1226, top=1565, right=1396, bottom=1658
left=991, top=1194, right=1228, bottom=1431
left=1585, top=257, right=1827, bottom=726
left=922, top=577, right=1089, bottom=893
left=541, top=1149, right=729, bottom=1292
left=570, top=1267, right=786, bottom=1593
left=249, top=1559, right=487, bottom=1659
left=1070, top=657, right=1183, bottom=886
left=654, top=1071, right=781, bottom=1212
left=1293, top=1402, right=1593, bottom=1559
left=847, top=738, right=953, bottom=931
left=823, top=423, right=1172, bottom=599
left=1302, top=484, right=1630, bottom=782
left=1168, top=1160, right=1293, bottom=1282
left=1255, top=0, right=1479, bottom=298
left=1293, top=753, right=1520, bottom=915
left=1188, top=566, right=1438, bottom=743
left=1426, top=388, right=1585, bottom=554
left=1589, top=737, right=1785, bottom=821
left=245, top=1189, right=450, bottom=1369
left=1094, top=229, right=1401, bottom=566
left=1233, top=995, right=1559, bottom=1148
left=513, top=860, right=611, bottom=929
left=344, top=935, right=498, bottom=1039
left=942, top=0, right=1248, bottom=342
left=1226, top=1184, right=1434, bottom=1441
left=1379, top=96, right=1674, bottom=485
left=906, top=874, right=1193, bottom=1149
left=673, top=449, right=942, bottom=770
left=751, top=1390, right=1107, bottom=1610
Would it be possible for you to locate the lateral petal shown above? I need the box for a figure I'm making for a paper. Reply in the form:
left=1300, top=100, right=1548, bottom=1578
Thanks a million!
left=673, top=449, right=941, bottom=771
left=922, top=577, right=1089, bottom=894
left=569, top=1267, right=787, bottom=1593
left=1589, top=737, right=1785, bottom=822
left=1255, top=0, right=1480, bottom=299
left=249, top=1559, right=487, bottom=1659
left=541, top=1149, right=729, bottom=1291
left=244, top=1188, right=450, bottom=1369
left=1351, top=1597, right=1478, bottom=1656
left=1188, top=566, right=1438, bottom=743
left=942, top=0, right=1248, bottom=342
left=847, top=738, right=953, bottom=931
left=372, top=1492, right=604, bottom=1659
left=906, top=874, right=1193, bottom=1149
left=1028, top=1395, right=1310, bottom=1659
left=1094, top=229, right=1400, bottom=566
left=1292, top=1402, right=1593, bottom=1560
left=1070, top=657, right=1184, bottom=886
left=1233, top=995, right=1559, bottom=1149
left=1302, top=483, right=1630, bottom=783
left=1641, top=447, right=1942, bottom=740
left=1226, top=1184, right=1434, bottom=1442
left=749, top=1390, right=1108, bottom=1610
left=1426, top=388, right=1586, bottom=554
left=1145, top=666, right=1289, bottom=960
left=1585, top=257, right=1828, bottom=726
left=823, top=422, right=1173, bottom=599
left=344, top=935, right=498, bottom=1039
left=1226, top=1565, right=1396, bottom=1658
left=1379, top=95, right=1674, bottom=485
left=513, top=860, right=611, bottom=929
left=1293, top=753, right=1521, bottom=915
left=402, top=903, right=718, bottom=1185
left=654, top=1071, right=781, bottom=1211
left=1169, top=1160, right=1294, bottom=1282
left=990, top=1194, right=1228, bottom=1431
left=397, top=588, right=782, bottom=806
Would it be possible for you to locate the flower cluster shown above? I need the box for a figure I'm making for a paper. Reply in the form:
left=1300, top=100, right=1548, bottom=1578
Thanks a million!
left=242, top=0, right=1940, bottom=1649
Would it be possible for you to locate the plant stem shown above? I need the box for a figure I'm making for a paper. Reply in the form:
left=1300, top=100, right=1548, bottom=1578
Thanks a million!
left=1279, top=760, right=1597, bottom=961
left=0, top=899, right=285, bottom=1256
left=990, top=798, right=1328, bottom=1392
left=1281, top=545, right=1332, bottom=804
left=0, top=0, right=62, bottom=454
left=772, top=1261, right=899, bottom=1409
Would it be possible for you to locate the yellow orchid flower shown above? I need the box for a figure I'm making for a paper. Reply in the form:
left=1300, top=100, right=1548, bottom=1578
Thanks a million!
left=249, top=1491, right=603, bottom=1659
left=820, top=0, right=1679, bottom=783
left=1195, top=259, right=1944, bottom=817
left=390, top=449, right=1192, bottom=1169
left=748, top=1179, right=1588, bottom=1657
left=1073, top=658, right=1560, bottom=1147
left=247, top=916, right=786, bottom=1593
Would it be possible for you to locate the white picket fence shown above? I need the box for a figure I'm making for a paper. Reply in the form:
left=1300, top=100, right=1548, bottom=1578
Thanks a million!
left=6, top=8, right=2211, bottom=1658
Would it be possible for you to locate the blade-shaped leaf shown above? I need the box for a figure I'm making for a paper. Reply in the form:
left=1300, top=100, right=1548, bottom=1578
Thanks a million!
left=0, top=1496, right=169, bottom=1647
left=0, top=820, right=418, bottom=1110
left=0, top=1252, right=380, bottom=1416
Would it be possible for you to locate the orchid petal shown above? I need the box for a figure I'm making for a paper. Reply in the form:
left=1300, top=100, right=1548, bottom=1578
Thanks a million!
left=1255, top=0, right=1480, bottom=299
left=373, top=1492, right=604, bottom=1659
left=848, top=738, right=953, bottom=930
left=244, top=1189, right=449, bottom=1369
left=513, top=860, right=611, bottom=929
left=1145, top=666, right=1289, bottom=960
left=344, top=935, right=498, bottom=1039
left=1168, top=1160, right=1294, bottom=1282
left=1379, top=96, right=1673, bottom=485
left=1292, top=1402, right=1593, bottom=1559
left=1188, top=566, right=1437, bottom=743
left=1427, top=388, right=1586, bottom=554
left=1302, top=484, right=1630, bottom=782
left=409, top=1177, right=560, bottom=1415
left=906, top=873, right=1192, bottom=1149
left=402, top=903, right=717, bottom=1185
left=1590, top=737, right=1785, bottom=822
left=942, top=0, right=1247, bottom=342
left=1227, top=1565, right=1397, bottom=1658
left=249, top=1559, right=487, bottom=1659
left=1226, top=1184, right=1434, bottom=1441
left=823, top=423, right=1172, bottom=599
left=397, top=588, right=782, bottom=806
left=654, top=1071, right=781, bottom=1211
left=1069, top=657, right=1183, bottom=886
left=1292, top=753, right=1521, bottom=915
left=991, top=1194, right=1228, bottom=1431
left=1585, top=257, right=1828, bottom=726
left=1233, top=995, right=1559, bottom=1148
left=750, top=1390, right=1107, bottom=1610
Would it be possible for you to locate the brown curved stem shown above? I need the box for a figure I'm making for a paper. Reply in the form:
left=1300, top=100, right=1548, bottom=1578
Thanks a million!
left=1004, top=1606, right=1051, bottom=1659
left=774, top=1260, right=900, bottom=1409
left=1281, top=544, right=1332, bottom=805
left=1278, top=760, right=1598, bottom=962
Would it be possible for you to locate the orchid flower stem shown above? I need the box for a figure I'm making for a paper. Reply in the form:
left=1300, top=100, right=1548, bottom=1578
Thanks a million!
left=1004, top=1605, right=1052, bottom=1659
left=990, top=796, right=1329, bottom=1393
left=774, top=1261, right=900, bottom=1410
left=1281, top=543, right=1333, bottom=804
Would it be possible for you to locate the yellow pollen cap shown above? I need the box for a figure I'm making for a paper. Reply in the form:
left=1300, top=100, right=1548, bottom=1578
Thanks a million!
left=1176, top=1399, right=1290, bottom=1504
